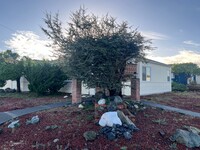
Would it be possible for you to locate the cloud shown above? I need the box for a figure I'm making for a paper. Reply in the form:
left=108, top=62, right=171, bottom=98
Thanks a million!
left=5, top=31, right=55, bottom=60
left=147, top=50, right=200, bottom=66
left=183, top=40, right=200, bottom=47
left=141, top=31, right=169, bottom=40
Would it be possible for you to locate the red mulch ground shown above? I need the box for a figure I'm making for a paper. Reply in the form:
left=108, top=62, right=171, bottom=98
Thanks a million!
left=141, top=91, right=200, bottom=113
left=0, top=93, right=68, bottom=112
left=0, top=92, right=200, bottom=149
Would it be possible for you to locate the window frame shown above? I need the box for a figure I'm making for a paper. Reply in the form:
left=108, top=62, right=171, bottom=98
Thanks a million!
left=142, top=66, right=151, bottom=81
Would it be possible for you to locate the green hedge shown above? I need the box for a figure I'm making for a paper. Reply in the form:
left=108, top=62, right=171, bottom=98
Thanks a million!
left=172, top=82, right=187, bottom=92
left=24, top=61, right=67, bottom=95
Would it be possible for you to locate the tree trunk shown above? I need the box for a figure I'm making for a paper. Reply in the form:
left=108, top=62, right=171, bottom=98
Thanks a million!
left=16, top=77, right=21, bottom=93
left=108, top=89, right=122, bottom=97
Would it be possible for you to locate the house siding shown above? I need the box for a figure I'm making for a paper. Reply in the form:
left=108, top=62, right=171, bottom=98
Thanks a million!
left=0, top=60, right=172, bottom=96
left=138, top=61, right=171, bottom=95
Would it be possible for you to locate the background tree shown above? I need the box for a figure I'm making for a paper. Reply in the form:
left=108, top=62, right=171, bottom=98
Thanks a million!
left=172, top=63, right=200, bottom=75
left=42, top=8, right=152, bottom=95
left=172, top=63, right=200, bottom=85
left=0, top=50, right=24, bottom=92
left=24, top=59, right=67, bottom=95
left=0, top=79, right=6, bottom=87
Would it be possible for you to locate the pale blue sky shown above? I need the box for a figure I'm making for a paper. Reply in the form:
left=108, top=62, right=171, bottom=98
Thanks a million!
left=0, top=0, right=200, bottom=64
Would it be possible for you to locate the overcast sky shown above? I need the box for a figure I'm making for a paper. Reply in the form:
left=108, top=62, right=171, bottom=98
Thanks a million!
left=0, top=0, right=200, bottom=64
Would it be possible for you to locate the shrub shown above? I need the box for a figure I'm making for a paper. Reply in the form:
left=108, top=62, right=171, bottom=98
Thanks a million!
left=0, top=79, right=6, bottom=87
left=172, top=82, right=187, bottom=92
left=24, top=61, right=67, bottom=95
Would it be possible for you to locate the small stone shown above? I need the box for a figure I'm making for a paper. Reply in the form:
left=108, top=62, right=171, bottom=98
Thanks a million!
left=8, top=120, right=20, bottom=128
left=45, top=126, right=51, bottom=130
left=78, top=104, right=84, bottom=109
left=53, top=138, right=59, bottom=143
left=99, top=126, right=112, bottom=134
left=127, top=124, right=139, bottom=132
left=98, top=98, right=106, bottom=105
left=83, top=131, right=97, bottom=141
left=134, top=105, right=139, bottom=109
left=45, top=125, right=58, bottom=131
left=51, top=125, right=58, bottom=129
left=123, top=131, right=132, bottom=140
left=26, top=115, right=39, bottom=125
left=106, top=131, right=116, bottom=140
left=114, top=96, right=123, bottom=104
left=159, top=130, right=166, bottom=138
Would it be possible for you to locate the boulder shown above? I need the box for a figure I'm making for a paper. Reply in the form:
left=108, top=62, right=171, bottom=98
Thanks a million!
left=83, top=131, right=97, bottom=141
left=170, top=129, right=200, bottom=148
left=183, top=126, right=200, bottom=134
left=99, top=111, right=122, bottom=127
left=117, top=110, right=137, bottom=128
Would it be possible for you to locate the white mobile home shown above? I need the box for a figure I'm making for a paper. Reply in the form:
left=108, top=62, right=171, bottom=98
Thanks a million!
left=0, top=59, right=171, bottom=96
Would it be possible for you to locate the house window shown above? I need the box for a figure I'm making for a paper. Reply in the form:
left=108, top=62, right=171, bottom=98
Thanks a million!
left=167, top=71, right=170, bottom=82
left=142, top=66, right=151, bottom=81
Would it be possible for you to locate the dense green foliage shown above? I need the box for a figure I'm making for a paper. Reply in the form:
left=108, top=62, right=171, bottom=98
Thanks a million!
left=172, top=63, right=200, bottom=75
left=0, top=50, right=24, bottom=92
left=172, top=82, right=187, bottom=92
left=0, top=79, right=6, bottom=87
left=24, top=60, right=67, bottom=95
left=42, top=8, right=152, bottom=95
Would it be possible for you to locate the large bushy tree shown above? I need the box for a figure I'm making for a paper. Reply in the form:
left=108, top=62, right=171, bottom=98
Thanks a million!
left=0, top=50, right=24, bottom=92
left=42, top=8, right=152, bottom=95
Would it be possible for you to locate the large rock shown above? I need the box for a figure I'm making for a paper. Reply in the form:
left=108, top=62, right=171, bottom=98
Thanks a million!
left=170, top=129, right=200, bottom=148
left=183, top=126, right=200, bottom=134
left=83, top=131, right=97, bottom=141
left=99, top=111, right=122, bottom=127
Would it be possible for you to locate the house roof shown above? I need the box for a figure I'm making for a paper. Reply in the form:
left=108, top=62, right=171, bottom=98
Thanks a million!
left=128, top=58, right=170, bottom=67
left=144, top=59, right=170, bottom=67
